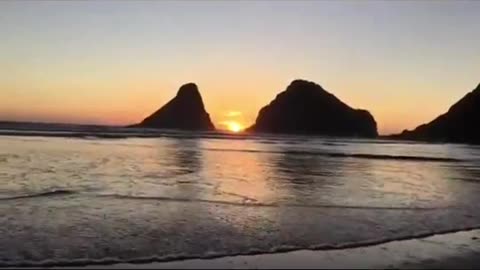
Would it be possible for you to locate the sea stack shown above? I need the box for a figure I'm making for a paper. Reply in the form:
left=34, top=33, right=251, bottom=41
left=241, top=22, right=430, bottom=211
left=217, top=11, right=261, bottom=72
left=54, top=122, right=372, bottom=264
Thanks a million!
left=132, top=83, right=215, bottom=130
left=248, top=79, right=378, bottom=137
left=395, top=83, right=480, bottom=144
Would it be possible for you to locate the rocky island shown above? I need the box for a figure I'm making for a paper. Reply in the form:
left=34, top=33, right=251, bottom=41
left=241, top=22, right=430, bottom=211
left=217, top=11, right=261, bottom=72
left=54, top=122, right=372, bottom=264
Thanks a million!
left=247, top=79, right=378, bottom=138
left=393, top=83, right=480, bottom=144
left=131, top=83, right=215, bottom=131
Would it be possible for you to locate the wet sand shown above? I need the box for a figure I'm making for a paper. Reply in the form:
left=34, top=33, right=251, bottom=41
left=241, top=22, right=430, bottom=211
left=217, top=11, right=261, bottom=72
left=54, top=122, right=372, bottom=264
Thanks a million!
left=75, top=229, right=480, bottom=269
left=3, top=135, right=480, bottom=269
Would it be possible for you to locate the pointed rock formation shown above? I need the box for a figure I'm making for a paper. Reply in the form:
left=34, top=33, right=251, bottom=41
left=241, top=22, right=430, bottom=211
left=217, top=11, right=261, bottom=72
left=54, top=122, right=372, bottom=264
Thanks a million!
left=395, top=83, right=480, bottom=144
left=132, top=83, right=215, bottom=130
left=248, top=79, right=378, bottom=137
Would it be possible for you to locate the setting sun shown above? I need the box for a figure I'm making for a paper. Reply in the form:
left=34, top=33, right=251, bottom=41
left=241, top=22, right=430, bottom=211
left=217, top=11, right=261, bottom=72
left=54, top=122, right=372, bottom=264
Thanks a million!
left=223, top=121, right=244, bottom=133
left=228, top=122, right=243, bottom=133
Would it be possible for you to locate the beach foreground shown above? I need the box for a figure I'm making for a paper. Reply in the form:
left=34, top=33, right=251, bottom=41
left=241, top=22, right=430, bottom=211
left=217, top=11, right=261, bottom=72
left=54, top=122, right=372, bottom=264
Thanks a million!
left=2, top=135, right=480, bottom=267
left=76, top=229, right=480, bottom=269
left=70, top=230, right=480, bottom=269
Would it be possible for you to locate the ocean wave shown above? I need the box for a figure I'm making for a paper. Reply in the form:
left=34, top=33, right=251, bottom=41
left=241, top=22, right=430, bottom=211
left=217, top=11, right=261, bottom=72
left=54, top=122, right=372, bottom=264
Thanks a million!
left=0, top=189, right=77, bottom=201
left=2, top=225, right=480, bottom=267
left=201, top=148, right=463, bottom=162
left=80, top=135, right=130, bottom=139
left=0, top=130, right=247, bottom=141
left=97, top=194, right=453, bottom=211
left=0, top=128, right=454, bottom=146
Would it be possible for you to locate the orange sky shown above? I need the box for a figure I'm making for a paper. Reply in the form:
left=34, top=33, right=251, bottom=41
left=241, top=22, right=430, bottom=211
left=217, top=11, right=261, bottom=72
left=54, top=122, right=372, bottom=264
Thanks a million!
left=1, top=76, right=474, bottom=135
left=1, top=1, right=479, bottom=135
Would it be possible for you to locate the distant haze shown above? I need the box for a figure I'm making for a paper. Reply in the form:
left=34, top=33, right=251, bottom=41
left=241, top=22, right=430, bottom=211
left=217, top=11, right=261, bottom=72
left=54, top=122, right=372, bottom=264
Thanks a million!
left=1, top=0, right=479, bottom=135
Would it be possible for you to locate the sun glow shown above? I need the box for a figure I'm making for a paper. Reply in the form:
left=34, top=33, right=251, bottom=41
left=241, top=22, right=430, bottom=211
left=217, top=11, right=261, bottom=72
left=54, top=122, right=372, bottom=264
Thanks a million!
left=222, top=121, right=244, bottom=133
left=228, top=122, right=243, bottom=133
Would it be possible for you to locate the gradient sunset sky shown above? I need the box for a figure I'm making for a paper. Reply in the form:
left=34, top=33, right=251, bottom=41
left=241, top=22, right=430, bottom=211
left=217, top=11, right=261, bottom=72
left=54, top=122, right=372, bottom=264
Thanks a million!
left=1, top=0, right=479, bottom=135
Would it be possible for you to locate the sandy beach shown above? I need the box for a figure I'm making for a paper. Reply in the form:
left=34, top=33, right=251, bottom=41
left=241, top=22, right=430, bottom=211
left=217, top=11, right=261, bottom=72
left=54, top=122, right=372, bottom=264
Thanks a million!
left=2, top=135, right=480, bottom=269
left=54, top=228, right=480, bottom=269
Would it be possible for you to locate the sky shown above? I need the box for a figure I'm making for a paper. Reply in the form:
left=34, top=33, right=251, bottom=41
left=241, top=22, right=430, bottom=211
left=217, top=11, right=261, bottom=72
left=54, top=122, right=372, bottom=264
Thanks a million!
left=0, top=0, right=479, bottom=135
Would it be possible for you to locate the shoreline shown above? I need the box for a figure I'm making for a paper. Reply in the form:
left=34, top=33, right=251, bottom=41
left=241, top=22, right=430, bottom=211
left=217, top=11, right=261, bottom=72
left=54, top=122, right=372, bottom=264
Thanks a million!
left=17, top=229, right=480, bottom=269
left=93, top=229, right=480, bottom=269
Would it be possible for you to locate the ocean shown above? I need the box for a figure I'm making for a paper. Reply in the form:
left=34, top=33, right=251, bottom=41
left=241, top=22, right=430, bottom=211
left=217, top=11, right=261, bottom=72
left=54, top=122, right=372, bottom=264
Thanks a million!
left=1, top=125, right=480, bottom=267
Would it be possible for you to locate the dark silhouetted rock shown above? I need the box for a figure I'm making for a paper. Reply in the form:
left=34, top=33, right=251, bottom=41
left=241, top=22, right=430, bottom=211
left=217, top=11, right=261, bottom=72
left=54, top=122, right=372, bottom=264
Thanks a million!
left=247, top=79, right=378, bottom=137
left=132, top=83, right=215, bottom=130
left=395, top=83, right=480, bottom=144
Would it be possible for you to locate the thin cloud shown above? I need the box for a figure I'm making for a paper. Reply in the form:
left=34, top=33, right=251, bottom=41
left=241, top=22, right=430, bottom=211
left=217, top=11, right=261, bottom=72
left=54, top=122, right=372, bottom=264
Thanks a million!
left=225, top=111, right=242, bottom=117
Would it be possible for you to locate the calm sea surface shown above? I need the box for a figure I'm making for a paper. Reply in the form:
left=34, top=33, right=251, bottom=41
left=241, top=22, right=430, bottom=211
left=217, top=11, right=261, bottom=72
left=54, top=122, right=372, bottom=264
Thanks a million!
left=1, top=128, right=480, bottom=266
